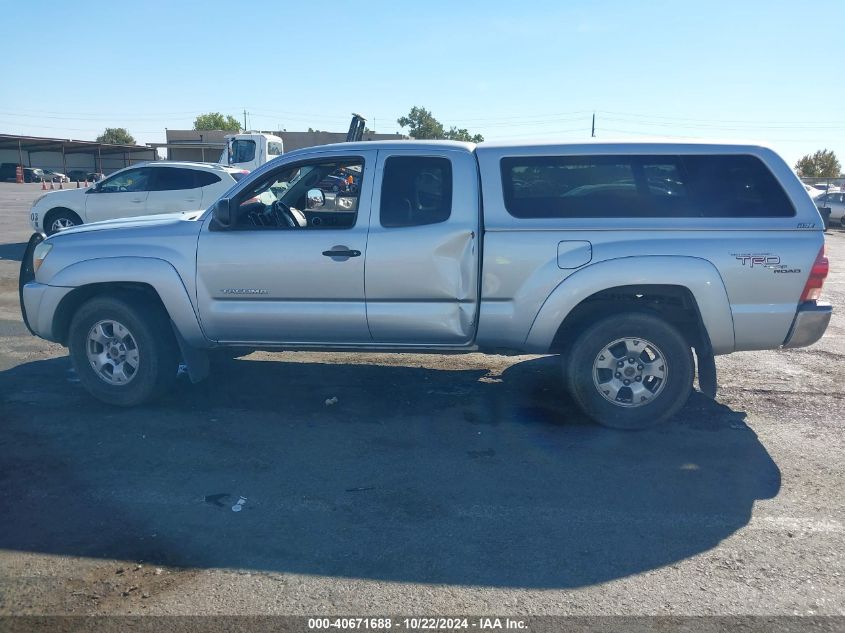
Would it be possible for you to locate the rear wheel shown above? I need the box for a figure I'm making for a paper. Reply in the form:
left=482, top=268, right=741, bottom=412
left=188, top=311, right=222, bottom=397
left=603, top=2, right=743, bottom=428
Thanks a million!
left=68, top=295, right=179, bottom=406
left=565, top=312, right=694, bottom=430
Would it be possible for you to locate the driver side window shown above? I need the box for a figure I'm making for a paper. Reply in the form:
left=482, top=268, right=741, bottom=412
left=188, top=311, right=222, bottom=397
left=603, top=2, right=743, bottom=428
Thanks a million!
left=98, top=167, right=152, bottom=193
left=234, top=158, right=363, bottom=230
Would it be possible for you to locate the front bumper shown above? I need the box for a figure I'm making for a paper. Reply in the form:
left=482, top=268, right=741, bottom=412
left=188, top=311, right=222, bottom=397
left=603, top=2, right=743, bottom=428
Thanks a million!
left=782, top=301, right=832, bottom=349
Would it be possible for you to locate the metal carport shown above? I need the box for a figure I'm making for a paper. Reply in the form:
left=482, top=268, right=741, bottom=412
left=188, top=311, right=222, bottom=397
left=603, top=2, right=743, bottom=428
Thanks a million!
left=0, top=133, right=158, bottom=176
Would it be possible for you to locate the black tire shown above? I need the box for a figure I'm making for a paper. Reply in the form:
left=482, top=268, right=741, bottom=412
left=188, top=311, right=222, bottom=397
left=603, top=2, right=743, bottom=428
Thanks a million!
left=565, top=312, right=694, bottom=430
left=68, top=295, right=179, bottom=406
left=43, top=208, right=82, bottom=236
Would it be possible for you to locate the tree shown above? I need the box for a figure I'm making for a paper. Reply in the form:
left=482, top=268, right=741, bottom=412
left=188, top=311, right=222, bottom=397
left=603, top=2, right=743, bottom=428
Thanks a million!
left=96, top=127, right=135, bottom=145
left=193, top=112, right=242, bottom=132
left=795, top=149, right=841, bottom=178
left=396, top=106, right=484, bottom=142
left=397, top=106, right=444, bottom=139
left=444, top=127, right=484, bottom=143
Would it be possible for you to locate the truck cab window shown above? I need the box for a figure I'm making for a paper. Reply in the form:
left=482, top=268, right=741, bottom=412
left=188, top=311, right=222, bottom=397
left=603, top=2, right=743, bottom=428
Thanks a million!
left=234, top=159, right=363, bottom=230
left=380, top=156, right=452, bottom=228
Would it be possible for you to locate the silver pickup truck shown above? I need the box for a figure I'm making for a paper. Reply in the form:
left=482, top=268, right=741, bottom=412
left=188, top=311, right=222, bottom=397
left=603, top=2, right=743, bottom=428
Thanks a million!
left=19, top=140, right=832, bottom=429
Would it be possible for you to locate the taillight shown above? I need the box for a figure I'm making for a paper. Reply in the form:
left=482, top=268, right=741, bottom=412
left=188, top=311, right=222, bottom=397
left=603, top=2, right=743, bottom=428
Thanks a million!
left=800, top=245, right=829, bottom=302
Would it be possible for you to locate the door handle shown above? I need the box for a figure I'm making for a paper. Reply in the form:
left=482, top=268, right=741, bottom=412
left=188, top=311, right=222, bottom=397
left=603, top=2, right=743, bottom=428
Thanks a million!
left=322, top=248, right=361, bottom=258
left=131, top=198, right=144, bottom=203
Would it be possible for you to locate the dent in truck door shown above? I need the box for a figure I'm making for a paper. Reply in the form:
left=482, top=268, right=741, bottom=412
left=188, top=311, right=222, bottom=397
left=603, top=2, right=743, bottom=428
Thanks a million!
left=364, top=149, right=480, bottom=344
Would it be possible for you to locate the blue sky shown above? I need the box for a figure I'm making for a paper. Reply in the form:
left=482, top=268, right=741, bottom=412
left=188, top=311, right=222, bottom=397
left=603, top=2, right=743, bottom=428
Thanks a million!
left=2, top=0, right=843, bottom=167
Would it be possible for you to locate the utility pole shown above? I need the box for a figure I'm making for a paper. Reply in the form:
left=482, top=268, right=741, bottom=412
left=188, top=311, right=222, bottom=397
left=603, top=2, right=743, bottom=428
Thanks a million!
left=591, top=112, right=596, bottom=138
left=243, top=109, right=248, bottom=131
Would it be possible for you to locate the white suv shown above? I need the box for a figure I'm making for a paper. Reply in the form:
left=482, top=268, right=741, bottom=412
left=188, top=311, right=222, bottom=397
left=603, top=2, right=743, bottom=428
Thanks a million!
left=30, top=162, right=247, bottom=235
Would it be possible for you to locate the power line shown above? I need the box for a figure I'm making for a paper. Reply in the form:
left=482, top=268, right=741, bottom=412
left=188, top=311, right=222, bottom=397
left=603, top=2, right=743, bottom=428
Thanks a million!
left=0, top=120, right=162, bottom=134
left=599, top=115, right=845, bottom=131
left=484, top=127, right=590, bottom=140
left=598, top=109, right=845, bottom=126
left=597, top=127, right=845, bottom=144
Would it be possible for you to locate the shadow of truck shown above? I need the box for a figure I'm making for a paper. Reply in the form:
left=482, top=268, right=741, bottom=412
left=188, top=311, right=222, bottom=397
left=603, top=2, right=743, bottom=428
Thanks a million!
left=0, top=354, right=779, bottom=588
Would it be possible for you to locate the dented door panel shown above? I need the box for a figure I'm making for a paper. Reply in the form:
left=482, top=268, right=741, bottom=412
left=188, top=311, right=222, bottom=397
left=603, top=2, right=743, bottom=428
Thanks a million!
left=365, top=149, right=480, bottom=344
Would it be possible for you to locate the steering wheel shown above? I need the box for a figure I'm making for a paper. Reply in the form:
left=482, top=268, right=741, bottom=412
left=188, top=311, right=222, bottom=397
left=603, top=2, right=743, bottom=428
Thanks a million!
left=272, top=199, right=297, bottom=228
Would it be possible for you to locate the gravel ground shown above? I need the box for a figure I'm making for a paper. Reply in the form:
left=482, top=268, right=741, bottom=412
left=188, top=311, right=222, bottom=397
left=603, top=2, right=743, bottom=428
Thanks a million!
left=0, top=182, right=843, bottom=616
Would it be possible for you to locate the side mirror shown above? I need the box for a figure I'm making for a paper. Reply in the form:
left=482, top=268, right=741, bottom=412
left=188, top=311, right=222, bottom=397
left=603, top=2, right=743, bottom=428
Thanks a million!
left=212, top=198, right=233, bottom=228
left=306, top=188, right=325, bottom=209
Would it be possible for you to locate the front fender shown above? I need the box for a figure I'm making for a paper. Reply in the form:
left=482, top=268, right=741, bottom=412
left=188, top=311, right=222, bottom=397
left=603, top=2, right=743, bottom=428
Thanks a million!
left=33, top=197, right=86, bottom=232
left=524, top=255, right=735, bottom=354
left=49, top=256, right=207, bottom=347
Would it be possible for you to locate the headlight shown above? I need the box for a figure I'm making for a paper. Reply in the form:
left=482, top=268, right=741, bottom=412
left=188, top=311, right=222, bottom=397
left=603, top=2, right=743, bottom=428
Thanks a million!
left=33, top=241, right=53, bottom=273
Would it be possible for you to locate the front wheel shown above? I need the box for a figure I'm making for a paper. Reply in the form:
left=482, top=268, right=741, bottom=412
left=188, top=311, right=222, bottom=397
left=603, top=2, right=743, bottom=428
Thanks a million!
left=68, top=296, right=179, bottom=406
left=565, top=312, right=694, bottom=430
left=44, top=209, right=81, bottom=235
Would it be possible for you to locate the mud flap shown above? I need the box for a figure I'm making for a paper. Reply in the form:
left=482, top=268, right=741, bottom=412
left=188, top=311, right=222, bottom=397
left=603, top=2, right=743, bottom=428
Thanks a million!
left=694, top=345, right=717, bottom=398
left=171, top=322, right=209, bottom=384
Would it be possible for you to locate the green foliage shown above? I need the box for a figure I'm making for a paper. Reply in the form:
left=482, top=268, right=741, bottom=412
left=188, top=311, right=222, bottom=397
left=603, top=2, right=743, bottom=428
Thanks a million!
left=397, top=106, right=483, bottom=143
left=96, top=127, right=135, bottom=145
left=193, top=112, right=242, bottom=132
left=397, top=106, right=444, bottom=139
left=795, top=149, right=841, bottom=178
left=444, top=127, right=485, bottom=143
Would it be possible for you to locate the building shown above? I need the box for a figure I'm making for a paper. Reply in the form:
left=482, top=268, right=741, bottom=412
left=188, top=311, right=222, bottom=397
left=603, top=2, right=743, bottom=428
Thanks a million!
left=153, top=128, right=408, bottom=163
left=0, top=134, right=157, bottom=176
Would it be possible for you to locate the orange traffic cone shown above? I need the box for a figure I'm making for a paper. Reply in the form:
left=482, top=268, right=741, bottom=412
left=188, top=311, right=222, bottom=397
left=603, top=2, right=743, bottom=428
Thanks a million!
left=84, top=179, right=89, bottom=187
left=49, top=181, right=54, bottom=190
left=41, top=180, right=47, bottom=191
left=59, top=180, right=63, bottom=189
left=76, top=180, right=80, bottom=188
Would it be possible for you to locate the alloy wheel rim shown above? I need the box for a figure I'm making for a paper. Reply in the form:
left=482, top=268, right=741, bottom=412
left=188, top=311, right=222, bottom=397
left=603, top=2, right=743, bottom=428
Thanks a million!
left=51, top=217, right=75, bottom=232
left=85, top=319, right=140, bottom=385
left=592, top=337, right=667, bottom=407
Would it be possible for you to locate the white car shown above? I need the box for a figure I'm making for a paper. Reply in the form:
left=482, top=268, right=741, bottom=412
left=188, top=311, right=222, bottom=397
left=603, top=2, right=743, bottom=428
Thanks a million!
left=803, top=183, right=825, bottom=198
left=814, top=191, right=845, bottom=226
left=43, top=170, right=70, bottom=183
left=30, top=162, right=247, bottom=235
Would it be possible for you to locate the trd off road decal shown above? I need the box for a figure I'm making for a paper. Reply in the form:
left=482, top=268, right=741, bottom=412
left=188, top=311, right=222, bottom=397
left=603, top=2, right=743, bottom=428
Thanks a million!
left=732, top=253, right=801, bottom=274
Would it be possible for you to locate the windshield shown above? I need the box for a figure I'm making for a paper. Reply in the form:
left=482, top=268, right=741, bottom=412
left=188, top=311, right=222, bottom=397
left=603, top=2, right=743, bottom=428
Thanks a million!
left=230, top=139, right=256, bottom=164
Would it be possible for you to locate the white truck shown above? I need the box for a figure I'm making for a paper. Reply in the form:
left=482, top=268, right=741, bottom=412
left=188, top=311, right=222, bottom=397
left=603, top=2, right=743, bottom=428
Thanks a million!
left=218, top=132, right=285, bottom=172
left=218, top=115, right=368, bottom=172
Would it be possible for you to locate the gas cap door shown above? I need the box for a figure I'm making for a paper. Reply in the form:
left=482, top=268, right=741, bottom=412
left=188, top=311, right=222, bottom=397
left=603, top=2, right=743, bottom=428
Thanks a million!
left=557, top=240, right=592, bottom=269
